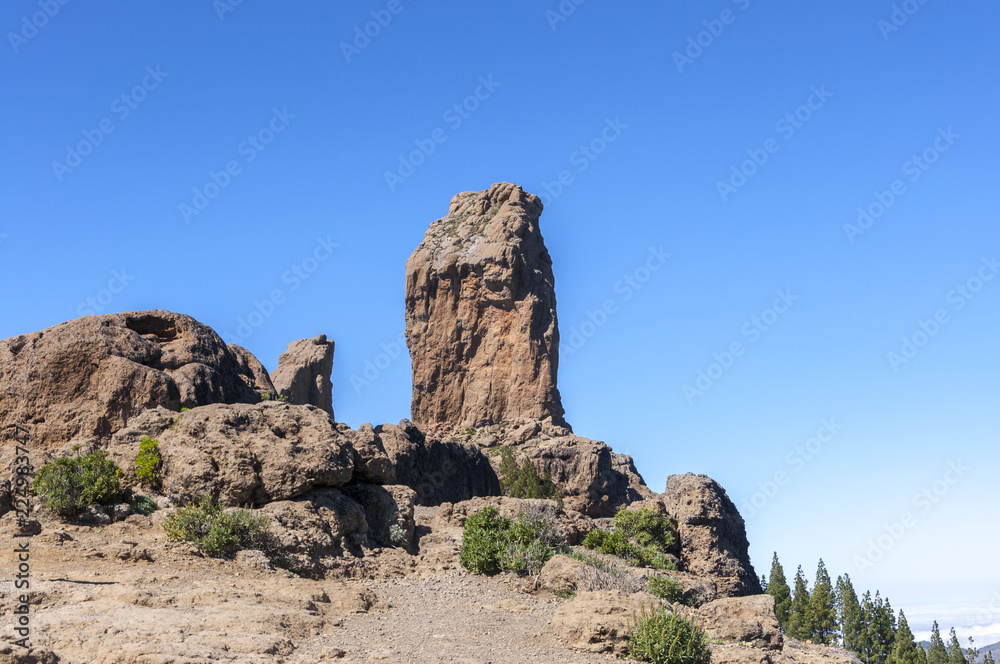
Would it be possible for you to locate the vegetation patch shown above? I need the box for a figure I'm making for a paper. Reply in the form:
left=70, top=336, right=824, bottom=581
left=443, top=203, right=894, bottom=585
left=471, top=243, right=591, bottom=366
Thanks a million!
left=582, top=507, right=676, bottom=570
left=459, top=505, right=565, bottom=577
left=33, top=449, right=122, bottom=516
left=648, top=576, right=688, bottom=605
left=627, top=603, right=712, bottom=664
left=163, top=494, right=270, bottom=557
left=497, top=446, right=561, bottom=504
left=135, top=436, right=162, bottom=487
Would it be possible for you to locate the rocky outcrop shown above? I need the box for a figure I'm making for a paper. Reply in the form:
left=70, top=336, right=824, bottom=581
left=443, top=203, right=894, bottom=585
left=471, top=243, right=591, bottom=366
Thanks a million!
left=348, top=424, right=396, bottom=485
left=0, top=310, right=268, bottom=454
left=551, top=591, right=660, bottom=655
left=405, top=182, right=567, bottom=432
left=108, top=403, right=356, bottom=506
left=688, top=595, right=783, bottom=650
left=269, top=334, right=335, bottom=416
left=229, top=344, right=278, bottom=398
left=661, top=473, right=762, bottom=597
left=376, top=420, right=500, bottom=504
left=263, top=484, right=416, bottom=576
left=451, top=419, right=653, bottom=518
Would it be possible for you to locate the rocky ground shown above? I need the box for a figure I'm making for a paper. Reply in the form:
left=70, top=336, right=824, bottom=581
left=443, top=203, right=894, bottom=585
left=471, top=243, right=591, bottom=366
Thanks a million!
left=0, top=506, right=622, bottom=664
left=0, top=505, right=859, bottom=664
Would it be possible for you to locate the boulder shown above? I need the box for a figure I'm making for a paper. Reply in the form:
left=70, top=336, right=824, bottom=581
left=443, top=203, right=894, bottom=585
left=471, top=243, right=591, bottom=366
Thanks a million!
left=376, top=420, right=500, bottom=505
left=229, top=344, right=278, bottom=398
left=539, top=554, right=592, bottom=594
left=107, top=403, right=354, bottom=506
left=269, top=334, right=335, bottom=416
left=551, top=590, right=660, bottom=655
left=341, top=483, right=416, bottom=549
left=405, top=182, right=568, bottom=432
left=661, top=473, right=762, bottom=597
left=0, top=310, right=268, bottom=454
left=692, top=595, right=783, bottom=650
left=348, top=424, right=395, bottom=484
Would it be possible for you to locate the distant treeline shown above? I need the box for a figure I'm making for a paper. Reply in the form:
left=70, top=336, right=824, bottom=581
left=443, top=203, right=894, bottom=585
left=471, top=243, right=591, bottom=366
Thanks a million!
left=763, top=554, right=993, bottom=664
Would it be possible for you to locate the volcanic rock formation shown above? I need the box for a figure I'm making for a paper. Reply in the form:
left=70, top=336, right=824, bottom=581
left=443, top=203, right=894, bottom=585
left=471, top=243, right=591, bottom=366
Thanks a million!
left=269, top=334, right=335, bottom=416
left=0, top=310, right=267, bottom=454
left=405, top=182, right=567, bottom=432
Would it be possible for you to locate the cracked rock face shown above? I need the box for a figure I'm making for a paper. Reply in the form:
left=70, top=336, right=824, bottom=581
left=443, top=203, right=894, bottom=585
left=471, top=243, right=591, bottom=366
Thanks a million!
left=405, top=182, right=567, bottom=433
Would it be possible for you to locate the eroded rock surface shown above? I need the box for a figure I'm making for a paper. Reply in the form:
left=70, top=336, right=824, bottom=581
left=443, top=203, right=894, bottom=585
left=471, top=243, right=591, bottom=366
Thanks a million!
left=269, top=334, right=335, bottom=416
left=661, top=473, right=762, bottom=597
left=108, top=403, right=355, bottom=506
left=0, top=310, right=267, bottom=453
left=405, top=183, right=567, bottom=432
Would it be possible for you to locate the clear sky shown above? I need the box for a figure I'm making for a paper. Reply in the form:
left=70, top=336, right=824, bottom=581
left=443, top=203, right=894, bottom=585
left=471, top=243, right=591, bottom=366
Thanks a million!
left=2, top=0, right=997, bottom=644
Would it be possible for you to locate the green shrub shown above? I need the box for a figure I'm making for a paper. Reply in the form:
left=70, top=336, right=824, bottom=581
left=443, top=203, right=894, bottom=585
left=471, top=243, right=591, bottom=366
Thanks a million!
left=388, top=524, right=407, bottom=547
left=627, top=604, right=712, bottom=664
left=459, top=506, right=565, bottom=576
left=648, top=576, right=688, bottom=605
left=497, top=446, right=561, bottom=504
left=128, top=494, right=159, bottom=516
left=33, top=449, right=122, bottom=516
left=582, top=507, right=676, bottom=570
left=163, top=495, right=270, bottom=557
left=259, top=390, right=289, bottom=403
left=135, top=437, right=162, bottom=486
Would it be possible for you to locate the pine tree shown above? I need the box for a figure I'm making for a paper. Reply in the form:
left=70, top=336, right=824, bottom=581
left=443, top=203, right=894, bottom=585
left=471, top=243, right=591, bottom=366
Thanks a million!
left=984, top=651, right=995, bottom=664
left=837, top=575, right=863, bottom=652
left=927, top=622, right=949, bottom=664
left=887, top=611, right=923, bottom=664
left=857, top=592, right=896, bottom=664
left=809, top=559, right=839, bottom=644
left=767, top=553, right=792, bottom=631
left=965, top=637, right=979, bottom=664
left=947, top=629, right=967, bottom=664
left=787, top=565, right=813, bottom=640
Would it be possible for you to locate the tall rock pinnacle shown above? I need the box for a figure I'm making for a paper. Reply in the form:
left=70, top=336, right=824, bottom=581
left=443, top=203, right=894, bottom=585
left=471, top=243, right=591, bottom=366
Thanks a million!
left=405, top=182, right=567, bottom=432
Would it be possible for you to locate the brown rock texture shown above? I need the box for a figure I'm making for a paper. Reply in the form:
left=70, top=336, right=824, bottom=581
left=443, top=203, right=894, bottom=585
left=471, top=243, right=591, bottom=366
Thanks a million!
left=689, top=595, right=783, bottom=650
left=376, top=420, right=501, bottom=504
left=551, top=590, right=660, bottom=655
left=405, top=182, right=567, bottom=432
left=661, top=473, right=762, bottom=597
left=229, top=343, right=278, bottom=397
left=107, top=403, right=356, bottom=506
left=269, top=334, right=335, bottom=416
left=452, top=419, right=653, bottom=518
left=0, top=310, right=268, bottom=453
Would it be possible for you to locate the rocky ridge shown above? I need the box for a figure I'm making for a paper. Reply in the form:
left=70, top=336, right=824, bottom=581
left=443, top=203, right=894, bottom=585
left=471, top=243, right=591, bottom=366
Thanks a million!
left=0, top=183, right=856, bottom=664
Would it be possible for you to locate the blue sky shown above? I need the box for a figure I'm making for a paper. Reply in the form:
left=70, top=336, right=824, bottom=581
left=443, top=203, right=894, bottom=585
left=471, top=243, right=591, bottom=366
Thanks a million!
left=2, top=0, right=998, bottom=643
